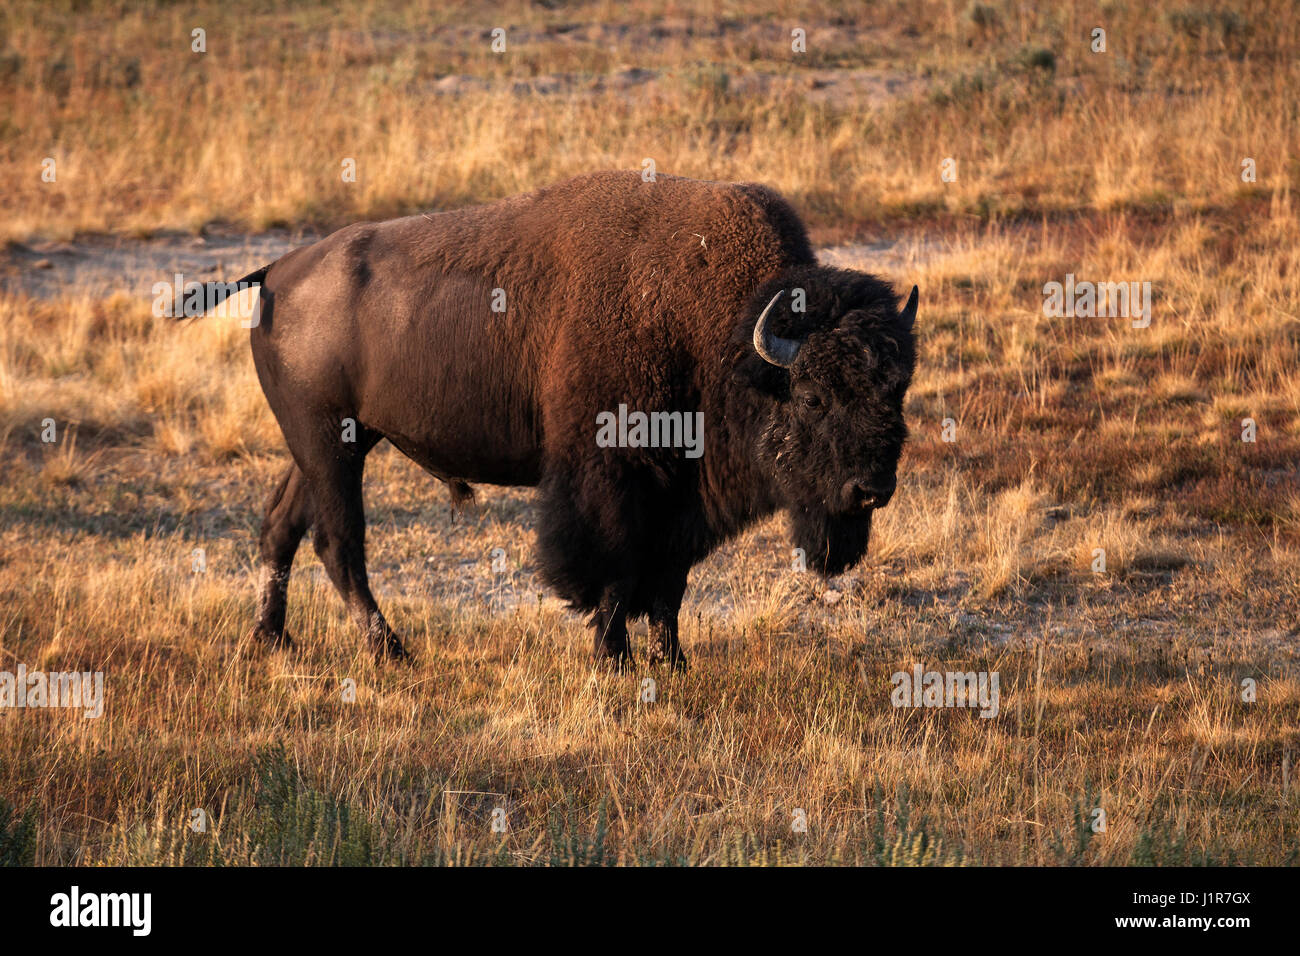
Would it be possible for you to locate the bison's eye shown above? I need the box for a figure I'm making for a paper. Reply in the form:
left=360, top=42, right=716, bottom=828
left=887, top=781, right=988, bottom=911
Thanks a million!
left=792, top=383, right=830, bottom=417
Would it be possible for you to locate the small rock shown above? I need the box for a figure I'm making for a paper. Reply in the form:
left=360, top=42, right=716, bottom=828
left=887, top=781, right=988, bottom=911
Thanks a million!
left=32, top=259, right=53, bottom=269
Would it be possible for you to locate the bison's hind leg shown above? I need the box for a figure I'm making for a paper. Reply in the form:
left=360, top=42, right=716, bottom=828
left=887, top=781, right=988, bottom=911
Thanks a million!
left=296, top=425, right=410, bottom=662
left=248, top=463, right=314, bottom=651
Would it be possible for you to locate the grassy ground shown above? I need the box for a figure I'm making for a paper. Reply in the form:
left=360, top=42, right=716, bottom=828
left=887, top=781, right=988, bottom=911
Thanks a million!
left=1, top=0, right=1298, bottom=865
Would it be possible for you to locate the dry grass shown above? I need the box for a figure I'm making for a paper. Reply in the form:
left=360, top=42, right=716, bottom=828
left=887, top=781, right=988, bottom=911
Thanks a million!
left=1, top=1, right=1297, bottom=240
left=1, top=0, right=1298, bottom=866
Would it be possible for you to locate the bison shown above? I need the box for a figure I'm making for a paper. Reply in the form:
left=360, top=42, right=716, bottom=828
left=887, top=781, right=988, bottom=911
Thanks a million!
left=210, top=171, right=917, bottom=668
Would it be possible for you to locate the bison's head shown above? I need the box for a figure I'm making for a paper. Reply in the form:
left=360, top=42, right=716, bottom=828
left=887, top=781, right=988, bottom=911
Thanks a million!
left=738, top=267, right=917, bottom=576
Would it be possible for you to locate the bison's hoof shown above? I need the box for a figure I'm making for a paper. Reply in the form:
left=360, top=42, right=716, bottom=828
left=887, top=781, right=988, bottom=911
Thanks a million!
left=648, top=649, right=688, bottom=672
left=371, top=634, right=413, bottom=664
left=374, top=641, right=412, bottom=665
left=594, top=650, right=634, bottom=673
left=247, top=624, right=295, bottom=652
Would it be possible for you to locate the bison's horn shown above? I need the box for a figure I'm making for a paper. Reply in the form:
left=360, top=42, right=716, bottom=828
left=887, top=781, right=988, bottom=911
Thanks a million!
left=899, top=285, right=919, bottom=330
left=753, top=290, right=802, bottom=368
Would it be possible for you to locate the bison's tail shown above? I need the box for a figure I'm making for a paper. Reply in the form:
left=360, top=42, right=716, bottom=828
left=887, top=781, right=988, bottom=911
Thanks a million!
left=233, top=265, right=270, bottom=288
left=177, top=265, right=271, bottom=321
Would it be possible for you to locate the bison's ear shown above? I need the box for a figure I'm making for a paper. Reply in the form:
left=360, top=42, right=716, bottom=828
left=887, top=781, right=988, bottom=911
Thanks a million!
left=731, top=352, right=789, bottom=398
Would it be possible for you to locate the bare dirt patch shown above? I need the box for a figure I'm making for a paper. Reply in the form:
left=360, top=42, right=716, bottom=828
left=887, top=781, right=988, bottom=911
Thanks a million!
left=0, top=230, right=944, bottom=301
left=0, top=231, right=315, bottom=300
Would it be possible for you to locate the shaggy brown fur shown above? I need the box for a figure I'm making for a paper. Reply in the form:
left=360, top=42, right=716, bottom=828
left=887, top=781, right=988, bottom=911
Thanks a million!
left=209, top=171, right=917, bottom=666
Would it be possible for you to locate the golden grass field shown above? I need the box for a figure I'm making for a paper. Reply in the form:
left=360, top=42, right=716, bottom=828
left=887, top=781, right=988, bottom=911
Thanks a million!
left=0, top=0, right=1297, bottom=865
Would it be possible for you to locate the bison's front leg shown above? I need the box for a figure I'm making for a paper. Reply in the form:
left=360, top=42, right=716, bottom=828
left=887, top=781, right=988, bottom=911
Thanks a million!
left=590, top=582, right=633, bottom=670
left=647, top=611, right=686, bottom=671
left=646, top=565, right=689, bottom=670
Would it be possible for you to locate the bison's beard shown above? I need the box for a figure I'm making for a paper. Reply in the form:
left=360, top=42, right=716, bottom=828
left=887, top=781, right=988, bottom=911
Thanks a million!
left=790, top=507, right=873, bottom=576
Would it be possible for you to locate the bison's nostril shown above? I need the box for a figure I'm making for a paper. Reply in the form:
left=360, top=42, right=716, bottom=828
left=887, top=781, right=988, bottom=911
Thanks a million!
left=841, top=479, right=873, bottom=511
left=841, top=478, right=895, bottom=511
